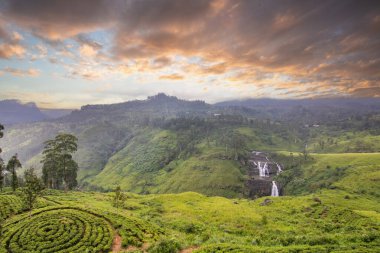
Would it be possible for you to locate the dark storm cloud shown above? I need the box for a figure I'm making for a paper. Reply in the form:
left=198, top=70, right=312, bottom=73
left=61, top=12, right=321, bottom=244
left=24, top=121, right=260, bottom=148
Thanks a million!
left=1, top=0, right=379, bottom=97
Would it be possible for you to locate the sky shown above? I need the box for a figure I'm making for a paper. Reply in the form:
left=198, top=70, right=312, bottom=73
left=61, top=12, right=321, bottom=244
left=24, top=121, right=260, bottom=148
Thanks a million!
left=0, top=0, right=379, bottom=109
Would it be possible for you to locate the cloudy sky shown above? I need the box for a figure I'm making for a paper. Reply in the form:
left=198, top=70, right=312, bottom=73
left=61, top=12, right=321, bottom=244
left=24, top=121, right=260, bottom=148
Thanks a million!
left=0, top=0, right=379, bottom=108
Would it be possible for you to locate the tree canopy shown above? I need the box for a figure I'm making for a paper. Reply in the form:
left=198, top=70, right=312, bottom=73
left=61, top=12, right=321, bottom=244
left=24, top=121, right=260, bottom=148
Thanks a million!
left=41, top=133, right=78, bottom=190
left=6, top=154, right=22, bottom=192
left=22, top=167, right=45, bottom=215
left=0, top=123, right=4, bottom=191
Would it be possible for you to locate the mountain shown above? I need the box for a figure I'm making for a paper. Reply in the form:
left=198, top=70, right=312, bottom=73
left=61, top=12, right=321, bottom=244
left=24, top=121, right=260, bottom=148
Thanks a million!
left=216, top=97, right=380, bottom=122
left=1, top=94, right=222, bottom=192
left=0, top=99, right=74, bottom=125
left=0, top=99, right=47, bottom=125
left=40, top=108, right=72, bottom=119
left=215, top=97, right=380, bottom=110
left=1, top=94, right=380, bottom=197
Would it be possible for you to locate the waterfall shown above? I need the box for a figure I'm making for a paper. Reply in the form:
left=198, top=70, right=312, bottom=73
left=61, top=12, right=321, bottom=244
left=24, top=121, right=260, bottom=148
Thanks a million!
left=263, top=162, right=269, bottom=177
left=258, top=162, right=269, bottom=177
left=271, top=181, right=279, bottom=197
left=258, top=162, right=263, bottom=177
left=276, top=163, right=283, bottom=175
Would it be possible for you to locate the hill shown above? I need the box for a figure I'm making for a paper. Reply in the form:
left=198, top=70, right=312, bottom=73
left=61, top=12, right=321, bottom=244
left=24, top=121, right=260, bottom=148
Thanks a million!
left=1, top=94, right=379, bottom=252
left=0, top=185, right=379, bottom=252
left=1, top=94, right=380, bottom=197
left=0, top=100, right=47, bottom=125
left=40, top=108, right=72, bottom=119
left=0, top=100, right=72, bottom=125
left=216, top=97, right=380, bottom=130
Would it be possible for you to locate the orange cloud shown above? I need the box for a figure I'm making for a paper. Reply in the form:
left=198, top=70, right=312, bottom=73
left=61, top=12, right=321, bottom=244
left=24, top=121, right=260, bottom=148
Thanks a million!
left=159, top=74, right=184, bottom=80
left=2, top=67, right=40, bottom=77
left=0, top=44, right=25, bottom=58
left=79, top=44, right=97, bottom=57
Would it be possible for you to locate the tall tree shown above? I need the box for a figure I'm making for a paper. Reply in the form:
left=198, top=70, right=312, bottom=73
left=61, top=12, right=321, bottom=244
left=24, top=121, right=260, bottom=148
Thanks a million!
left=22, top=168, right=45, bottom=217
left=55, top=134, right=78, bottom=190
left=6, top=154, right=22, bottom=192
left=41, top=133, right=78, bottom=190
left=0, top=159, right=3, bottom=192
left=112, top=185, right=126, bottom=214
left=41, top=139, right=61, bottom=189
left=0, top=123, right=4, bottom=191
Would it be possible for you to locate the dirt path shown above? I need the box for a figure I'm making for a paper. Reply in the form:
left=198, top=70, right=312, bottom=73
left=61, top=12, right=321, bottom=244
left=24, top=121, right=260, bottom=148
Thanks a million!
left=112, top=233, right=122, bottom=252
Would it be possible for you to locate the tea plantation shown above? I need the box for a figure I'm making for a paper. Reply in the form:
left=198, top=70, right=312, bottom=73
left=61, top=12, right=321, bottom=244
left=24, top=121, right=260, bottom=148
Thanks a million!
left=0, top=152, right=379, bottom=252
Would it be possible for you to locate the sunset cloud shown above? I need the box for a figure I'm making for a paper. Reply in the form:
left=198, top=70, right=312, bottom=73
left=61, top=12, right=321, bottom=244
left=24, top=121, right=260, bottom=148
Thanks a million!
left=159, top=74, right=184, bottom=80
left=0, top=0, right=379, bottom=108
left=2, top=67, right=40, bottom=77
left=0, top=44, right=25, bottom=59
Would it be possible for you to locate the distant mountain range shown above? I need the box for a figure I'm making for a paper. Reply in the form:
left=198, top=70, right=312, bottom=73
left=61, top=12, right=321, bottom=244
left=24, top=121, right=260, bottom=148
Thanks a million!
left=215, top=97, right=380, bottom=124
left=0, top=99, right=72, bottom=125
left=2, top=96, right=379, bottom=125
left=215, top=97, right=380, bottom=110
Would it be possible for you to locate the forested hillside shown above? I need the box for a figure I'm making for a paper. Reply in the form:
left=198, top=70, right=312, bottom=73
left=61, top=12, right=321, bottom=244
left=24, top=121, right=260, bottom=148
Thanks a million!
left=1, top=94, right=380, bottom=197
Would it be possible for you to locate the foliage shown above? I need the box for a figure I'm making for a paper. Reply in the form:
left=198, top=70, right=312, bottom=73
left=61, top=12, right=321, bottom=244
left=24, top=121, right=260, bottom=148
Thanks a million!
left=112, top=185, right=126, bottom=212
left=41, top=133, right=78, bottom=190
left=0, top=195, right=23, bottom=222
left=21, top=167, right=45, bottom=213
left=148, top=239, right=182, bottom=253
left=6, top=154, right=22, bottom=192
left=1, top=186, right=380, bottom=252
left=0, top=123, right=3, bottom=191
left=276, top=152, right=380, bottom=196
left=0, top=207, right=113, bottom=253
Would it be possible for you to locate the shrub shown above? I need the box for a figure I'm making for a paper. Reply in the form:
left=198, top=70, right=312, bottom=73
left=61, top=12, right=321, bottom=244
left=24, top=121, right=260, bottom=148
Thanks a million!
left=148, top=239, right=182, bottom=253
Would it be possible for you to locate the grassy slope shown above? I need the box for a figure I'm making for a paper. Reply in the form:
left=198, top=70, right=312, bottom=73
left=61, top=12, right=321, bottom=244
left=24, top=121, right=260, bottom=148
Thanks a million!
left=88, top=129, right=247, bottom=197
left=310, top=153, right=380, bottom=196
left=1, top=188, right=378, bottom=252
left=2, top=150, right=379, bottom=251
left=308, top=129, right=380, bottom=153
left=280, top=152, right=380, bottom=197
left=87, top=124, right=297, bottom=196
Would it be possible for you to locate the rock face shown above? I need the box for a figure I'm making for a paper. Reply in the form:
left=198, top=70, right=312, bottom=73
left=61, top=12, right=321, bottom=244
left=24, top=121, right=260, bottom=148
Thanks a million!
left=245, top=151, right=283, bottom=198
left=246, top=179, right=272, bottom=197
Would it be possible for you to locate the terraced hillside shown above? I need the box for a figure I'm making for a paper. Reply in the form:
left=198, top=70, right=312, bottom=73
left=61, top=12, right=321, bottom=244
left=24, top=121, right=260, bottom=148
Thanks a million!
left=0, top=185, right=379, bottom=252
left=1, top=152, right=379, bottom=252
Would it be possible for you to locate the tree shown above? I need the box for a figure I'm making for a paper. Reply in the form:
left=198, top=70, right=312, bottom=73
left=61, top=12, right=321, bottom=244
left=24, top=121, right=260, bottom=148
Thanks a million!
left=302, top=144, right=309, bottom=161
left=55, top=134, right=78, bottom=190
left=112, top=185, right=126, bottom=214
left=41, top=139, right=61, bottom=189
left=22, top=168, right=45, bottom=217
left=6, top=154, right=22, bottom=192
left=0, top=123, right=4, bottom=191
left=41, top=133, right=78, bottom=190
left=0, top=159, right=4, bottom=192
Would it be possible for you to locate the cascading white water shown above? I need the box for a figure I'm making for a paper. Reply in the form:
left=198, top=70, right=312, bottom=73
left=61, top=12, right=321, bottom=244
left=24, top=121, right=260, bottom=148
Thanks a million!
left=258, top=162, right=269, bottom=177
left=258, top=162, right=263, bottom=176
left=276, top=163, right=282, bottom=175
left=271, top=181, right=279, bottom=197
left=263, top=162, right=269, bottom=177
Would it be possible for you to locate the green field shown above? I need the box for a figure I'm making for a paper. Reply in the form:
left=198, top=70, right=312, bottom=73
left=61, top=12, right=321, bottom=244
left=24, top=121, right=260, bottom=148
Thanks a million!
left=1, top=152, right=379, bottom=252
